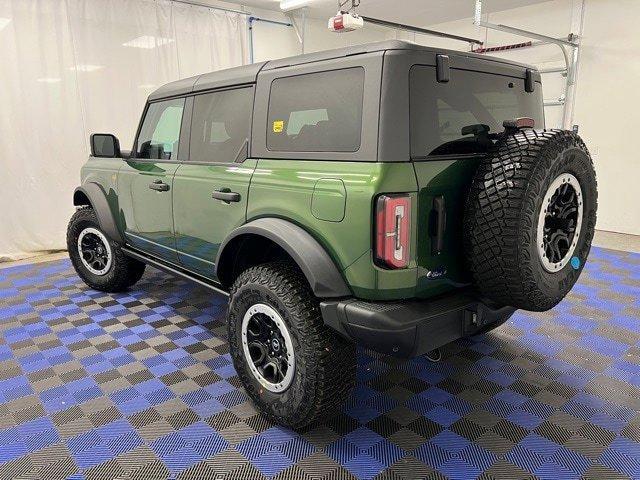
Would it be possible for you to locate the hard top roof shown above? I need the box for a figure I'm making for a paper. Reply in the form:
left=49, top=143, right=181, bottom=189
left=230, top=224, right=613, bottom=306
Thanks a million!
left=148, top=62, right=267, bottom=101
left=149, top=40, right=535, bottom=101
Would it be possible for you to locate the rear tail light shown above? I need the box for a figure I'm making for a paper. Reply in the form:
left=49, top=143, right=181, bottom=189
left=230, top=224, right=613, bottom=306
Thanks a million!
left=375, top=194, right=411, bottom=269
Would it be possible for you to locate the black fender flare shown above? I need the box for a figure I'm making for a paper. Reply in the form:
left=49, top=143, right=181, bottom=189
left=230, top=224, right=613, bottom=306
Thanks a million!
left=215, top=218, right=351, bottom=298
left=73, top=183, right=124, bottom=244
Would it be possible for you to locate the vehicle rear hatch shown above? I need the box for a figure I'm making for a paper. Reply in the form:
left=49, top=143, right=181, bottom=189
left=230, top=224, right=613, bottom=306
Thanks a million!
left=409, top=62, right=544, bottom=299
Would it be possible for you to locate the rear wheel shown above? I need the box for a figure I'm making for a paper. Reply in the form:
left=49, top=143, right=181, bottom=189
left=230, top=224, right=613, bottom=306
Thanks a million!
left=67, top=207, right=145, bottom=292
left=464, top=129, right=597, bottom=311
left=227, top=262, right=356, bottom=429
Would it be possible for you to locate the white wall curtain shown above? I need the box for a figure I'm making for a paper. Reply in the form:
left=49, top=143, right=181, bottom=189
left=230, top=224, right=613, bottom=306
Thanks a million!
left=0, top=0, right=248, bottom=261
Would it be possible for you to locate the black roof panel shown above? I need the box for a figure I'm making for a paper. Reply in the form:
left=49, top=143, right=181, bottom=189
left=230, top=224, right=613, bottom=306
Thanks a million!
left=262, top=40, right=534, bottom=71
left=149, top=40, right=535, bottom=101
left=148, top=62, right=267, bottom=101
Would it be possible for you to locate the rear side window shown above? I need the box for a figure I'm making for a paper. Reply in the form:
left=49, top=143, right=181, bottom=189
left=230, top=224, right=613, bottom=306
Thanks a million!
left=137, top=98, right=185, bottom=160
left=267, top=67, right=364, bottom=152
left=410, top=66, right=544, bottom=158
left=189, top=87, right=254, bottom=163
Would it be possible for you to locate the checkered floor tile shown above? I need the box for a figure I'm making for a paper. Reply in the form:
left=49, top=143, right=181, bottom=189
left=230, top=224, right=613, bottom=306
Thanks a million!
left=0, top=246, right=639, bottom=480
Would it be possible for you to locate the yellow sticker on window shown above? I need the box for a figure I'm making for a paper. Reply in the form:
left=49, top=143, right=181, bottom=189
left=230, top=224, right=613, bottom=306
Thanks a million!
left=273, top=120, right=284, bottom=133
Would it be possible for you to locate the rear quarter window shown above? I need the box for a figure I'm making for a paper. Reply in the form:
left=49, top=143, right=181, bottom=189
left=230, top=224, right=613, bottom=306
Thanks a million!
left=410, top=66, right=544, bottom=158
left=266, top=67, right=365, bottom=153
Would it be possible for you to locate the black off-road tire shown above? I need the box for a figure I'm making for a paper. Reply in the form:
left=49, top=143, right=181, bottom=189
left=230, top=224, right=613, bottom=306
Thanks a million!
left=227, top=262, right=356, bottom=429
left=464, top=129, right=597, bottom=311
left=67, top=207, right=145, bottom=292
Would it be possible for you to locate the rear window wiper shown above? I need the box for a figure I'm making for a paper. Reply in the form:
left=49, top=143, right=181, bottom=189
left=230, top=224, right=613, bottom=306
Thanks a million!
left=461, top=124, right=490, bottom=136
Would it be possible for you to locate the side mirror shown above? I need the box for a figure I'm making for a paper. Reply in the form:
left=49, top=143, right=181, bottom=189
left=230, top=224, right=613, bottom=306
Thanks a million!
left=90, top=133, right=121, bottom=158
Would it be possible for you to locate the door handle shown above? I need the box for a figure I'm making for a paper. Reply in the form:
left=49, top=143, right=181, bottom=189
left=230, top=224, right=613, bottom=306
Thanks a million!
left=431, top=195, right=447, bottom=255
left=149, top=179, right=170, bottom=192
left=212, top=188, right=241, bottom=203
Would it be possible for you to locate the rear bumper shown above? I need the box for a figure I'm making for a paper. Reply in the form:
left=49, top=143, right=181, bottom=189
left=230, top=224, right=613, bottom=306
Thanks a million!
left=320, top=289, right=515, bottom=358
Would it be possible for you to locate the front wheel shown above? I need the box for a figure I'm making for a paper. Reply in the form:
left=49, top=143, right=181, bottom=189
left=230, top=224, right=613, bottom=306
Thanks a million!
left=67, top=207, right=145, bottom=292
left=227, top=262, right=356, bottom=429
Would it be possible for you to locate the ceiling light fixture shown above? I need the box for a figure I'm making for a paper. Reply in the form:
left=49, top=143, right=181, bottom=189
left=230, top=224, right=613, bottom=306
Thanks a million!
left=69, top=64, right=104, bottom=72
left=279, top=0, right=314, bottom=12
left=36, top=77, right=62, bottom=83
left=0, top=17, right=10, bottom=31
left=123, top=35, right=174, bottom=49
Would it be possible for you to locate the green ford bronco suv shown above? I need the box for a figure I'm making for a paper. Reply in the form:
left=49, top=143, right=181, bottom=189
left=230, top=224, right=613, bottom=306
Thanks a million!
left=68, top=40, right=597, bottom=428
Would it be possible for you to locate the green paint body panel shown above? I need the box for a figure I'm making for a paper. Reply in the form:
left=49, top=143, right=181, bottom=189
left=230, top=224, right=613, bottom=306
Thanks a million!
left=311, top=178, right=346, bottom=222
left=80, top=157, right=122, bottom=231
left=412, top=158, right=481, bottom=298
left=247, top=160, right=423, bottom=300
left=118, top=160, right=179, bottom=263
left=79, top=155, right=479, bottom=301
left=173, top=160, right=256, bottom=278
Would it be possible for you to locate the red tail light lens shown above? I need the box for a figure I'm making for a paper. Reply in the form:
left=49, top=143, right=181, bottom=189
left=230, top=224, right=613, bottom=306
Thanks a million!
left=375, top=194, right=411, bottom=269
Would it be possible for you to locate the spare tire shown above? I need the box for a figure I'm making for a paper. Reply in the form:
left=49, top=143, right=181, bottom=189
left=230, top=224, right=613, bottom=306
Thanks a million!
left=464, top=129, right=597, bottom=312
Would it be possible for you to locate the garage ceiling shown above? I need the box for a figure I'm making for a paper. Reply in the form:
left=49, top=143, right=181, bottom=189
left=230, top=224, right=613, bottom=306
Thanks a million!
left=236, top=0, right=552, bottom=25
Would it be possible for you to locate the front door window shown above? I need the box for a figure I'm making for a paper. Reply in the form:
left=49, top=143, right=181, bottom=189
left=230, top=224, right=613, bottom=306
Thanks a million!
left=136, top=98, right=185, bottom=160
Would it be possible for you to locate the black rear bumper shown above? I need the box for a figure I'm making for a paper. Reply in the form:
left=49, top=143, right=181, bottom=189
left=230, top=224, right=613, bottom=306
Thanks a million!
left=320, top=289, right=515, bottom=358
